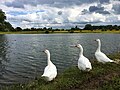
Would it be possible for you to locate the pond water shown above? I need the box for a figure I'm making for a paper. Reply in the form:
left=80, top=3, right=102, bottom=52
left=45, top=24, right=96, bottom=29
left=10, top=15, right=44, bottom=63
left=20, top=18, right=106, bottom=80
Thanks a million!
left=0, top=33, right=120, bottom=85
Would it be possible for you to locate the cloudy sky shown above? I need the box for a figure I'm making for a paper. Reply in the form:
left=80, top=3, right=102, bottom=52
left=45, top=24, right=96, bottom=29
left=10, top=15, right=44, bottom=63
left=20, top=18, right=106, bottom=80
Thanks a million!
left=0, top=0, right=120, bottom=29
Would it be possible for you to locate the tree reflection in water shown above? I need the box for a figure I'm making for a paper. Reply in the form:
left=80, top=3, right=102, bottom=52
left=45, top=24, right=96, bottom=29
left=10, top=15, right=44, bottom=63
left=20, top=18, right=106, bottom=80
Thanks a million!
left=0, top=35, right=9, bottom=84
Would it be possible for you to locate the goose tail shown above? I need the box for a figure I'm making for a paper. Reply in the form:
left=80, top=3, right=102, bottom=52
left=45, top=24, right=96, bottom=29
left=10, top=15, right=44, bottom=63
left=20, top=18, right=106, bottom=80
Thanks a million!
left=86, top=68, right=92, bottom=72
left=113, top=59, right=120, bottom=64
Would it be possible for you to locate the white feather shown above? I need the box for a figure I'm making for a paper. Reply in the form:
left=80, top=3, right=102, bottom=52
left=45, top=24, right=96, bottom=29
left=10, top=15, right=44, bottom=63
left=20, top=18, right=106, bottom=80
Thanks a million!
left=42, top=49, right=57, bottom=81
left=75, top=44, right=92, bottom=71
left=95, top=39, right=114, bottom=63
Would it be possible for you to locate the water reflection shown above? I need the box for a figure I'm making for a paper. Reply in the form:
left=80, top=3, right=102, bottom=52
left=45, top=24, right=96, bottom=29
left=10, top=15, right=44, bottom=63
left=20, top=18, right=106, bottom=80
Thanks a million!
left=0, top=35, right=9, bottom=85
left=0, top=35, right=9, bottom=61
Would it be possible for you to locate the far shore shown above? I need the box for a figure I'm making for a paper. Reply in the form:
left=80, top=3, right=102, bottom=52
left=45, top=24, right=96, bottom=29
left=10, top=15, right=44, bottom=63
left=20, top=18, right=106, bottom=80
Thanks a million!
left=0, top=30, right=120, bottom=34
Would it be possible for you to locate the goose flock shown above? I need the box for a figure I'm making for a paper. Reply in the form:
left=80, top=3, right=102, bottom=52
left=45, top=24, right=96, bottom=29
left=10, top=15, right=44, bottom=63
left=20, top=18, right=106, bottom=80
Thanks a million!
left=42, top=39, right=118, bottom=81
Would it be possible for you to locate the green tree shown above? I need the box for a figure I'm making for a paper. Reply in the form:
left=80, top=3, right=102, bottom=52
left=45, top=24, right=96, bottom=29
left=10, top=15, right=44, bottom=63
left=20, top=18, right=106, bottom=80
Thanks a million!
left=0, top=9, right=6, bottom=23
left=75, top=26, right=79, bottom=30
left=4, top=22, right=14, bottom=31
left=84, top=24, right=92, bottom=30
left=43, top=27, right=47, bottom=30
left=0, top=9, right=14, bottom=31
left=15, top=27, right=22, bottom=31
left=45, top=30, right=49, bottom=34
left=0, top=23, right=5, bottom=31
left=106, top=25, right=112, bottom=31
left=113, top=25, right=119, bottom=31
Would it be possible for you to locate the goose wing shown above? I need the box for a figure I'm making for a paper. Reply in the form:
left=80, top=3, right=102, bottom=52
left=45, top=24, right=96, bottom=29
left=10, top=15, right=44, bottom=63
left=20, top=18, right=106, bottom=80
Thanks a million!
left=95, top=51, right=113, bottom=63
left=42, top=64, right=57, bottom=78
left=78, top=56, right=92, bottom=70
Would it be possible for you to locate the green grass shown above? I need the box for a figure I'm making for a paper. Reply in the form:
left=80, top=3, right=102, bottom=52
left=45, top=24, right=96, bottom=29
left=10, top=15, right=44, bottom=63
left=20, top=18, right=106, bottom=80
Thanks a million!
left=0, top=30, right=120, bottom=34
left=2, top=53, right=120, bottom=90
left=0, top=31, right=45, bottom=34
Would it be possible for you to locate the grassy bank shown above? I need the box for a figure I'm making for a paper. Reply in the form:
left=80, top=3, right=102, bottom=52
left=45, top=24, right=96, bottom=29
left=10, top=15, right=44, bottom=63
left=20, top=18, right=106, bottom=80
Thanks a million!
left=2, top=52, right=120, bottom=90
left=0, top=30, right=120, bottom=34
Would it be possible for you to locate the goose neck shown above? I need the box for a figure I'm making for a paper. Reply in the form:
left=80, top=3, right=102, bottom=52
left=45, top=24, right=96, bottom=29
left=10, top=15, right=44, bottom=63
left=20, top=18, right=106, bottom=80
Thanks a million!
left=79, top=46, right=83, bottom=56
left=96, top=41, right=101, bottom=52
left=47, top=53, right=52, bottom=65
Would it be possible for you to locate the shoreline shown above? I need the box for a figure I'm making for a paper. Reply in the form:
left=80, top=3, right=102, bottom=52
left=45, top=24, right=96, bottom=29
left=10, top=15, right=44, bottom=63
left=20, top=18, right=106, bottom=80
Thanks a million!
left=0, top=30, right=120, bottom=34
left=2, top=52, right=120, bottom=90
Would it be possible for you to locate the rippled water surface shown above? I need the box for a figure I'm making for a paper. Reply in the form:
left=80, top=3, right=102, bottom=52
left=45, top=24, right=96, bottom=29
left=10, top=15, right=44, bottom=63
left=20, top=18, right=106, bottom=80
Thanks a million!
left=0, top=33, right=120, bottom=85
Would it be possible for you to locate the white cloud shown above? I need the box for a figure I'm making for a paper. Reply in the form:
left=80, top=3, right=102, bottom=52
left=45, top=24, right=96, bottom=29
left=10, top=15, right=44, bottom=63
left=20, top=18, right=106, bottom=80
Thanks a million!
left=77, top=12, right=106, bottom=23
left=106, top=15, right=119, bottom=22
left=0, top=0, right=120, bottom=29
left=102, top=3, right=112, bottom=11
left=0, top=0, right=14, bottom=3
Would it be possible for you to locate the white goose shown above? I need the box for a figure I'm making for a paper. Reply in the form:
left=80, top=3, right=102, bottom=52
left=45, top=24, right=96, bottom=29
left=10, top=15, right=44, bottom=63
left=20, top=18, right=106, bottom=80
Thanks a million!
left=42, top=49, right=57, bottom=81
left=74, top=44, right=92, bottom=71
left=95, top=39, right=114, bottom=63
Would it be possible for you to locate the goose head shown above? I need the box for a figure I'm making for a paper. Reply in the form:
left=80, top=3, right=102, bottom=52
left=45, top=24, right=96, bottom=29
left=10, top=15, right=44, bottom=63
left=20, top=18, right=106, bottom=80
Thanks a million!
left=43, top=49, right=51, bottom=65
left=70, top=44, right=82, bottom=48
left=75, top=44, right=82, bottom=48
left=95, top=39, right=101, bottom=52
left=95, top=39, right=100, bottom=42
left=43, top=49, right=50, bottom=55
left=74, top=44, right=84, bottom=56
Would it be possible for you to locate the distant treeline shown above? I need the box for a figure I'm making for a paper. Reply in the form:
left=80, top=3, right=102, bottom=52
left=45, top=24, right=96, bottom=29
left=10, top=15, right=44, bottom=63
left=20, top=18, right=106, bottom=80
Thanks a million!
left=0, top=9, right=120, bottom=33
left=84, top=24, right=120, bottom=31
left=13, top=24, right=120, bottom=33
